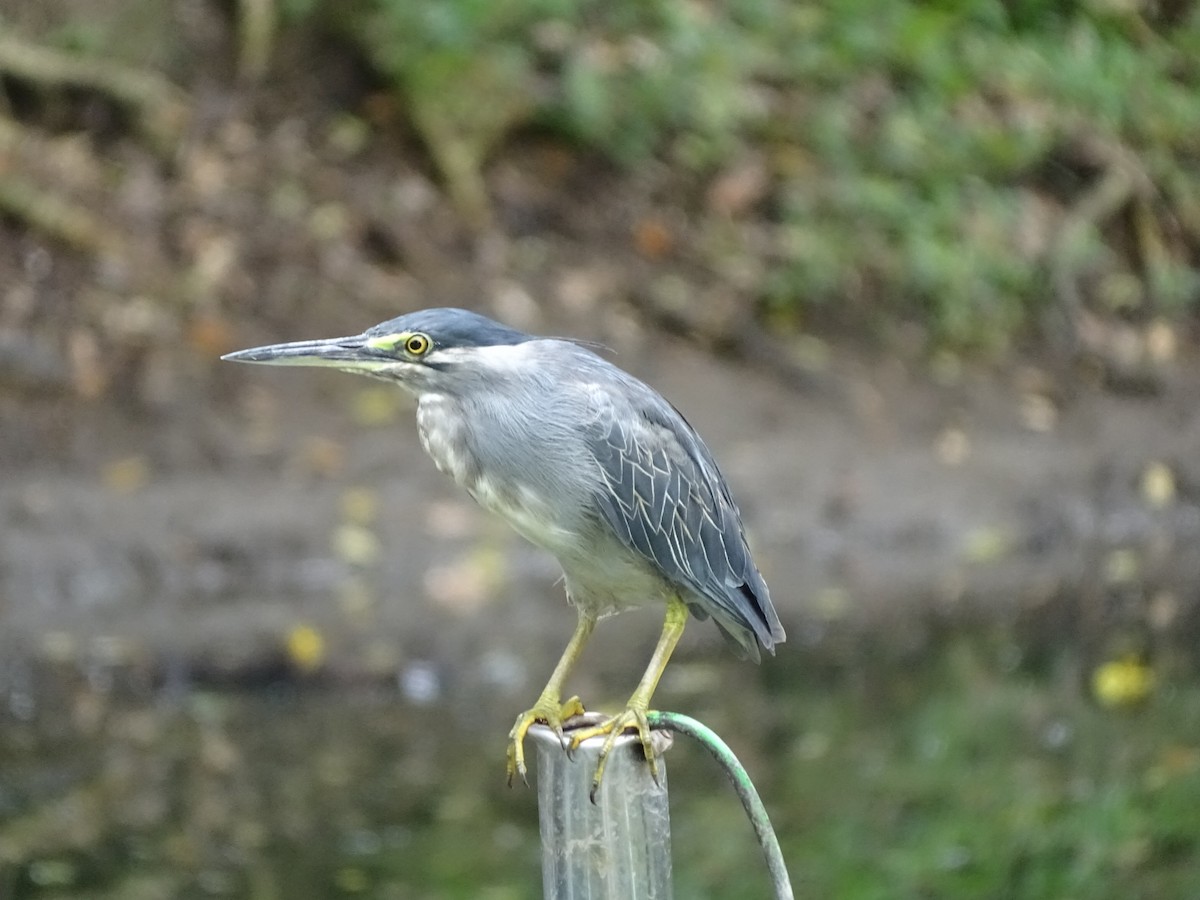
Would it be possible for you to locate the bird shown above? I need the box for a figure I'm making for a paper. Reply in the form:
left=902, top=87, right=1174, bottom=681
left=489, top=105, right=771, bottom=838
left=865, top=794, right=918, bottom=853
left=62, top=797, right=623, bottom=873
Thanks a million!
left=223, top=307, right=785, bottom=793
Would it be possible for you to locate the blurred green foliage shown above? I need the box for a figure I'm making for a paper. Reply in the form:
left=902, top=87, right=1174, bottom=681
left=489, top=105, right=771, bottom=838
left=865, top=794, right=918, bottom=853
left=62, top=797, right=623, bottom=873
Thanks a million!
left=753, top=640, right=1200, bottom=900
left=284, top=0, right=760, bottom=225
left=287, top=0, right=758, bottom=164
left=5, top=637, right=1198, bottom=898
left=284, top=0, right=1200, bottom=350
left=755, top=0, right=1200, bottom=350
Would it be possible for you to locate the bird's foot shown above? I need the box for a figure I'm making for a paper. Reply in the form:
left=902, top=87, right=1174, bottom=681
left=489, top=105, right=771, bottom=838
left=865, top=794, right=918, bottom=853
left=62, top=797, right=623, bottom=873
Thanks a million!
left=506, top=694, right=587, bottom=786
left=566, top=705, right=655, bottom=803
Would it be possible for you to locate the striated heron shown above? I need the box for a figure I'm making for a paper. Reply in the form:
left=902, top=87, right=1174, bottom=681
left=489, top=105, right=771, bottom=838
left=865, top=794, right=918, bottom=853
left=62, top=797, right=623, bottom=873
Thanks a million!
left=223, top=308, right=785, bottom=792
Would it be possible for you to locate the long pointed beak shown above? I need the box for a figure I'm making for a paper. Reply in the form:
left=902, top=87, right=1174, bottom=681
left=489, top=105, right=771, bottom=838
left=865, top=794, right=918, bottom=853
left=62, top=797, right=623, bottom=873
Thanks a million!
left=221, top=334, right=385, bottom=369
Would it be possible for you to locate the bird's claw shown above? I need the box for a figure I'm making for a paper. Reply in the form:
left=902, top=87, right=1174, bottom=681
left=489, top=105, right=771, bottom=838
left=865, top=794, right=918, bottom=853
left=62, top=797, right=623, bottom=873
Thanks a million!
left=566, top=706, right=656, bottom=803
left=506, top=695, right=587, bottom=786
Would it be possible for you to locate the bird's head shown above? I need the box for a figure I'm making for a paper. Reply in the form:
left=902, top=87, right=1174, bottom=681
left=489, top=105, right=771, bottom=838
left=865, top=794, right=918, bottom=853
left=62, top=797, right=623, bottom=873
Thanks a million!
left=222, top=308, right=536, bottom=396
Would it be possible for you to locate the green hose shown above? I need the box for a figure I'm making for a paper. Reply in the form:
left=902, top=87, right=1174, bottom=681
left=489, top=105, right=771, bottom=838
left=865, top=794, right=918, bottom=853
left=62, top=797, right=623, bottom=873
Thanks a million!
left=648, top=711, right=794, bottom=900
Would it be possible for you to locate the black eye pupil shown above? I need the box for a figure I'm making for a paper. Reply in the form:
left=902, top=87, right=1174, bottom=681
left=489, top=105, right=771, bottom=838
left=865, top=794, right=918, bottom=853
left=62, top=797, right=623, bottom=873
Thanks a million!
left=407, top=336, right=427, bottom=354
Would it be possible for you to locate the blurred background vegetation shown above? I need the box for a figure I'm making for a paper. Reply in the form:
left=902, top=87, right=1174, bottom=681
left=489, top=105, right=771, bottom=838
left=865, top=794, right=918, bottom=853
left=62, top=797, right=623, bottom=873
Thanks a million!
left=2, top=0, right=1199, bottom=898
left=0, top=0, right=1196, bottom=361
left=298, top=0, right=1200, bottom=353
left=272, top=0, right=1200, bottom=352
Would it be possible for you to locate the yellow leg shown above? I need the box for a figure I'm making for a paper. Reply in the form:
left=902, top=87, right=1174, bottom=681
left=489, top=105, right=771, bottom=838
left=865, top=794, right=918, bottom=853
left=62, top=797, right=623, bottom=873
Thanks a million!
left=568, top=594, right=688, bottom=800
left=506, top=611, right=595, bottom=785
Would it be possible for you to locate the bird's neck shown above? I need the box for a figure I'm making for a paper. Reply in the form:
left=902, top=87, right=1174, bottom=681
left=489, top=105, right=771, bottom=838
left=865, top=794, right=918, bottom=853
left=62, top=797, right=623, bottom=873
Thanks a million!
left=415, top=394, right=474, bottom=487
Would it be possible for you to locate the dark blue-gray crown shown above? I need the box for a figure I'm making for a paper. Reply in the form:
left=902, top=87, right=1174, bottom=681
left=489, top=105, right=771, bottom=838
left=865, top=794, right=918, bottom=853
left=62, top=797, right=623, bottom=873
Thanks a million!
left=366, top=308, right=533, bottom=349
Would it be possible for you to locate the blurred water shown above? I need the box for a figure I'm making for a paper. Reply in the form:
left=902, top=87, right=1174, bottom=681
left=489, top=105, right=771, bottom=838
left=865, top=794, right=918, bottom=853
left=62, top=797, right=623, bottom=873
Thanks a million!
left=2, top=634, right=1199, bottom=900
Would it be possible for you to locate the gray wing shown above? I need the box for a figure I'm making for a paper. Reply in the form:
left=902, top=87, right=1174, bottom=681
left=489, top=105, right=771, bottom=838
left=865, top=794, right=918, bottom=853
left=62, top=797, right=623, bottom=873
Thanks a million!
left=584, top=382, right=785, bottom=661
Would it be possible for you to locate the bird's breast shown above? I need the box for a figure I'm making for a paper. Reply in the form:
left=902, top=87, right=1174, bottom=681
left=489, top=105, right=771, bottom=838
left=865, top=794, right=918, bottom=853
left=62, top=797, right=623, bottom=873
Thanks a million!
left=416, top=394, right=577, bottom=552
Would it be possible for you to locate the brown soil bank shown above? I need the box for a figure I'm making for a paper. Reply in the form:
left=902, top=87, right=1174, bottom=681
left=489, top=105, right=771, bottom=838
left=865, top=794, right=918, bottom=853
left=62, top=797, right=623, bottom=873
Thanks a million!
left=1, top=6, right=1198, bottom=684
left=3, top=333, right=1200, bottom=685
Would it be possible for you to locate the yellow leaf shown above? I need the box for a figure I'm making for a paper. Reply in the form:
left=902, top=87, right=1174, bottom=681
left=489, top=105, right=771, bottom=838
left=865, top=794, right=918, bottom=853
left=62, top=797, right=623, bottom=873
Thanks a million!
left=1141, top=462, right=1175, bottom=509
left=1092, top=657, right=1154, bottom=708
left=285, top=625, right=325, bottom=673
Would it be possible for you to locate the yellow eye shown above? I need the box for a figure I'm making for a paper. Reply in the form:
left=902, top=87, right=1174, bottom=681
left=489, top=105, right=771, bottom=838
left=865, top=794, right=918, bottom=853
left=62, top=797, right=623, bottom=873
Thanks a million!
left=404, top=333, right=431, bottom=356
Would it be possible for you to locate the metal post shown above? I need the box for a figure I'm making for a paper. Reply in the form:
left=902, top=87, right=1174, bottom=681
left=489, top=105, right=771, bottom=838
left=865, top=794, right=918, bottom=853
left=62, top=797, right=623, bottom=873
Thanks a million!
left=530, top=721, right=674, bottom=899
